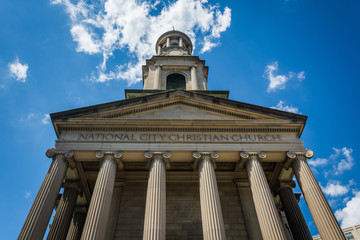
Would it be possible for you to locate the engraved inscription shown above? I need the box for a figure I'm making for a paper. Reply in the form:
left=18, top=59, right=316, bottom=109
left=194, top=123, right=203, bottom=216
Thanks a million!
left=76, top=133, right=282, bottom=143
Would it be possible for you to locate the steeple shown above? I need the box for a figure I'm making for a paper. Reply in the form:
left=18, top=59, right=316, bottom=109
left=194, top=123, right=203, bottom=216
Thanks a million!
left=142, top=30, right=208, bottom=91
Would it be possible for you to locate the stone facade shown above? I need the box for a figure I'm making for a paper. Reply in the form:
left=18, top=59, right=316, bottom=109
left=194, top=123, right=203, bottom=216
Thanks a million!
left=18, top=31, right=345, bottom=240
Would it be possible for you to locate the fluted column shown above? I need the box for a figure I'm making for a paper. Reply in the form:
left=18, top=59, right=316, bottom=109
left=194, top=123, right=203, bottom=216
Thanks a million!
left=193, top=152, right=226, bottom=240
left=47, top=182, right=79, bottom=240
left=18, top=149, right=73, bottom=240
left=154, top=65, right=162, bottom=89
left=66, top=209, right=86, bottom=240
left=289, top=150, right=346, bottom=240
left=143, top=152, right=170, bottom=240
left=240, top=152, right=287, bottom=240
left=80, top=151, right=122, bottom=240
left=278, top=180, right=312, bottom=240
left=191, top=65, right=199, bottom=90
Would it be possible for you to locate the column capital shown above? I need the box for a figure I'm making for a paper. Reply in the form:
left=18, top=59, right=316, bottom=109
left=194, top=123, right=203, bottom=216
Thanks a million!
left=283, top=150, right=314, bottom=169
left=279, top=180, right=296, bottom=190
left=46, top=148, right=74, bottom=158
left=96, top=151, right=124, bottom=170
left=238, top=151, right=266, bottom=169
left=144, top=151, right=171, bottom=169
left=63, top=179, right=81, bottom=190
left=192, top=151, right=218, bottom=170
left=46, top=148, right=75, bottom=169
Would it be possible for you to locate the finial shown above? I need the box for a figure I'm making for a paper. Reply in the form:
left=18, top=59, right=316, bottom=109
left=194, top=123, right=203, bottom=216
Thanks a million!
left=171, top=24, right=175, bottom=31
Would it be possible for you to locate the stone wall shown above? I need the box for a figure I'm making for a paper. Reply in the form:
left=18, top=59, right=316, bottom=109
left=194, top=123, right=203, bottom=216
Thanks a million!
left=114, top=181, right=249, bottom=239
left=218, top=182, right=249, bottom=240
left=114, top=182, right=147, bottom=240
left=167, top=182, right=203, bottom=239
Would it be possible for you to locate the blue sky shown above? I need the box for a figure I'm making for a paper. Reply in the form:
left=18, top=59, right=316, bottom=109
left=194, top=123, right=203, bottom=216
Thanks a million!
left=1, top=0, right=359, bottom=238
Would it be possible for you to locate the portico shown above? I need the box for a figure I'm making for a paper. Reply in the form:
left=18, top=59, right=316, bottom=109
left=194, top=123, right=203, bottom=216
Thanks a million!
left=18, top=30, right=345, bottom=240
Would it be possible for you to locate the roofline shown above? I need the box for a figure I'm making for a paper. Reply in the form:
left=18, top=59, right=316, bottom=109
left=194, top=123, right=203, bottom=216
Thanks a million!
left=51, top=89, right=307, bottom=121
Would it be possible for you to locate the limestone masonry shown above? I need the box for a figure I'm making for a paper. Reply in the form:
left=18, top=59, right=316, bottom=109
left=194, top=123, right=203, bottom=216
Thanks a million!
left=19, top=30, right=346, bottom=240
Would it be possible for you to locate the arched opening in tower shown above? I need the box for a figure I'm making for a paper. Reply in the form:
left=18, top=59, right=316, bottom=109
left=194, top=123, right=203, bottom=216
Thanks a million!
left=166, top=73, right=186, bottom=90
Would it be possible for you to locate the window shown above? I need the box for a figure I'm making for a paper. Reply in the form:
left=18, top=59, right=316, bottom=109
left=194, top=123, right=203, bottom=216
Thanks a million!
left=166, top=74, right=186, bottom=90
left=345, top=232, right=355, bottom=240
left=170, top=39, right=178, bottom=46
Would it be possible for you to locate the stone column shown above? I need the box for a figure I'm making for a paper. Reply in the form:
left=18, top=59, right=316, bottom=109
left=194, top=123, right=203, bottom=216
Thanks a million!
left=80, top=151, right=122, bottom=240
left=289, top=150, right=346, bottom=240
left=191, top=65, right=199, bottom=90
left=278, top=180, right=312, bottom=240
left=179, top=37, right=183, bottom=47
left=193, top=152, right=226, bottom=240
left=166, top=37, right=170, bottom=47
left=47, top=182, right=79, bottom=240
left=66, top=209, right=86, bottom=240
left=240, top=152, right=287, bottom=240
left=142, top=152, right=170, bottom=240
left=154, top=65, right=161, bottom=89
left=18, top=149, right=73, bottom=240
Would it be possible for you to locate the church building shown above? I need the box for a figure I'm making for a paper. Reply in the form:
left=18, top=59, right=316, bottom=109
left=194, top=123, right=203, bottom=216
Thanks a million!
left=18, top=31, right=345, bottom=240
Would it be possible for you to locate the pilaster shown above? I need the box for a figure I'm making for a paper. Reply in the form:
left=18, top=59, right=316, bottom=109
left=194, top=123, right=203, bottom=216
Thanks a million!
left=191, top=65, right=198, bottom=90
left=234, top=180, right=262, bottom=240
left=154, top=65, right=162, bottom=89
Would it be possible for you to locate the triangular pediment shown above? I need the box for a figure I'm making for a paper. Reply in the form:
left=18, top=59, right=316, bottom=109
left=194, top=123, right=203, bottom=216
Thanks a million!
left=66, top=98, right=279, bottom=121
left=105, top=105, right=244, bottom=120
left=51, top=90, right=307, bottom=128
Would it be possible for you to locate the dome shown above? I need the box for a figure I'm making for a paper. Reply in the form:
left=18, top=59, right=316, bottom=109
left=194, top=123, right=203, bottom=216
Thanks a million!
left=155, top=30, right=193, bottom=56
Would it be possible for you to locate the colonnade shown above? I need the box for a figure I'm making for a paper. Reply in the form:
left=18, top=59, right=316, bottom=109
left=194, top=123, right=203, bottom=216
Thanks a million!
left=18, top=149, right=345, bottom=240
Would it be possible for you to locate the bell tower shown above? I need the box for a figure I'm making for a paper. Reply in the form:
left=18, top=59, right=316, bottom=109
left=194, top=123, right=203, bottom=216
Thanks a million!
left=142, top=30, right=209, bottom=90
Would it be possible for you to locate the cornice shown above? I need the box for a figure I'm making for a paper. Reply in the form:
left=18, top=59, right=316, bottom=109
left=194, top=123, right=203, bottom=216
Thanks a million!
left=57, top=126, right=301, bottom=133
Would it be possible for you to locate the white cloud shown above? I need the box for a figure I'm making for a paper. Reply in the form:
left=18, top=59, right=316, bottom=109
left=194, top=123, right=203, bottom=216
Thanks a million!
left=311, top=147, right=354, bottom=175
left=24, top=113, right=51, bottom=125
left=25, top=192, right=31, bottom=199
left=70, top=25, right=101, bottom=54
left=308, top=157, right=328, bottom=167
left=264, top=62, right=305, bottom=92
left=335, top=191, right=360, bottom=228
left=41, top=114, right=51, bottom=125
left=297, top=71, right=305, bottom=80
left=8, top=57, right=29, bottom=82
left=328, top=147, right=354, bottom=175
left=265, top=62, right=288, bottom=91
left=271, top=100, right=300, bottom=114
left=52, top=0, right=231, bottom=84
left=321, top=181, right=349, bottom=197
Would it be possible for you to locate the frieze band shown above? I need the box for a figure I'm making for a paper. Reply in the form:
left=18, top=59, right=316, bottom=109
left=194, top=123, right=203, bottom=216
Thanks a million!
left=75, top=132, right=283, bottom=143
